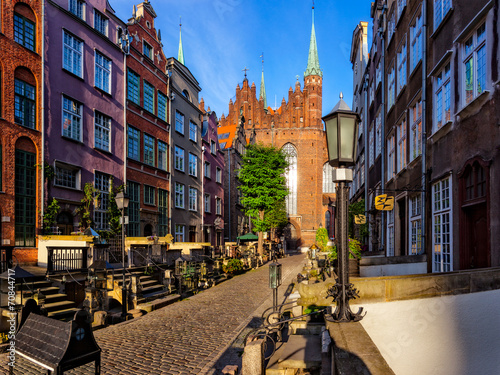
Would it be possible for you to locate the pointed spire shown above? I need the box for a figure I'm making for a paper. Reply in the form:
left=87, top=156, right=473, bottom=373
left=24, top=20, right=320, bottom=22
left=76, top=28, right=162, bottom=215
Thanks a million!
left=304, top=3, right=322, bottom=77
left=259, top=53, right=268, bottom=109
left=178, top=17, right=185, bottom=65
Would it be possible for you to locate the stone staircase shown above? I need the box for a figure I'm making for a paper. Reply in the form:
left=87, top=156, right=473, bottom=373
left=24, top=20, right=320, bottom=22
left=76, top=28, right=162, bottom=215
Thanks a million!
left=111, top=271, right=170, bottom=309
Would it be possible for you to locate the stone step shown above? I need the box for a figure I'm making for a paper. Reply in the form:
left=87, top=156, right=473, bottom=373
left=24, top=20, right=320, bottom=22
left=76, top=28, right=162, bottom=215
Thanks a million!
left=47, top=307, right=80, bottom=320
left=22, top=286, right=60, bottom=297
left=16, top=280, right=52, bottom=291
left=43, top=293, right=69, bottom=304
left=43, top=300, right=76, bottom=312
left=140, top=280, right=158, bottom=287
left=141, top=284, right=164, bottom=295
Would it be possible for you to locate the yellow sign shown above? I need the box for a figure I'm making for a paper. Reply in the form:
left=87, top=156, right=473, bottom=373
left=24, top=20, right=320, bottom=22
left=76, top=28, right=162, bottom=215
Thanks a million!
left=375, top=194, right=394, bottom=211
left=165, top=234, right=174, bottom=243
left=354, top=214, right=366, bottom=224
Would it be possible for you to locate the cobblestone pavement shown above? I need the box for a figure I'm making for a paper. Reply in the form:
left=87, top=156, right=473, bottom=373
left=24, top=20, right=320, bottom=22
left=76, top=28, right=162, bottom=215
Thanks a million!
left=2, top=253, right=306, bottom=374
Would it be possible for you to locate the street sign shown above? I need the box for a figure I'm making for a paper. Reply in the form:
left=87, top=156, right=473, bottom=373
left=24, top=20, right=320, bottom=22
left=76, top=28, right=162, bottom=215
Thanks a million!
left=354, top=214, right=366, bottom=224
left=375, top=194, right=394, bottom=211
left=165, top=234, right=174, bottom=243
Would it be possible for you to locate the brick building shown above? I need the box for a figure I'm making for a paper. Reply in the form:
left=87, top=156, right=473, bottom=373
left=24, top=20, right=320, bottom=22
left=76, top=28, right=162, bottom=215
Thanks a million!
left=218, top=7, right=333, bottom=249
left=125, top=1, right=170, bottom=237
left=0, top=0, right=43, bottom=264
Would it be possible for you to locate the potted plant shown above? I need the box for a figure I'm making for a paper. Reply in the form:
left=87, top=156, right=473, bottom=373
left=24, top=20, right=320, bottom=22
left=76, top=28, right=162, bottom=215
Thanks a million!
left=327, top=238, right=362, bottom=277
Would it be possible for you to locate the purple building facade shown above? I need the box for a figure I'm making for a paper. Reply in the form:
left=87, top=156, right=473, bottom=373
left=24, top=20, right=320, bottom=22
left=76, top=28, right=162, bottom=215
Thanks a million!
left=44, top=0, right=125, bottom=233
left=200, top=107, right=225, bottom=250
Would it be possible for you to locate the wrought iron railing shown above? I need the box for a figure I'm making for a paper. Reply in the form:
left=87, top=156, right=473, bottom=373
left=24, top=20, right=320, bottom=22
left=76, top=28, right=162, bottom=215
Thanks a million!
left=47, top=247, right=88, bottom=272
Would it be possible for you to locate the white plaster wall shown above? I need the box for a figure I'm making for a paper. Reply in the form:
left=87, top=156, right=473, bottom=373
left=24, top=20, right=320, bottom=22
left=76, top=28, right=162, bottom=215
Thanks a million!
left=355, top=290, right=500, bottom=375
left=360, top=262, right=427, bottom=277
left=37, top=238, right=91, bottom=268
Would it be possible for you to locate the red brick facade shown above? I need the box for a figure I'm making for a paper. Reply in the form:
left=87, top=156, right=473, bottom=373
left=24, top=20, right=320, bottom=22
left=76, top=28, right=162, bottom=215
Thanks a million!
left=0, top=0, right=43, bottom=264
left=218, top=76, right=332, bottom=248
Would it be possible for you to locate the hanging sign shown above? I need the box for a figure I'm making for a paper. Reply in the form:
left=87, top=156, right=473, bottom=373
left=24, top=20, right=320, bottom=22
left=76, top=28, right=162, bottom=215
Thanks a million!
left=375, top=194, right=394, bottom=211
left=354, top=214, right=366, bottom=224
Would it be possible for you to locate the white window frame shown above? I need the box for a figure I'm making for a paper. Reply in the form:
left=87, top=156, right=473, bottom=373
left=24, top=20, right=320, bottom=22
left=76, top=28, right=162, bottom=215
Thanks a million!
left=215, top=197, right=222, bottom=215
left=204, top=194, right=211, bottom=213
left=216, top=167, right=222, bottom=183
left=397, top=118, right=407, bottom=172
left=322, top=163, right=335, bottom=193
left=189, top=187, right=197, bottom=211
left=158, top=140, right=168, bottom=171
left=375, top=111, right=382, bottom=157
left=175, top=111, right=184, bottom=134
left=462, top=22, right=487, bottom=106
left=369, top=124, right=375, bottom=167
left=95, top=50, right=111, bottom=93
left=62, top=95, right=82, bottom=141
left=204, top=161, right=211, bottom=179
left=63, top=30, right=83, bottom=78
left=397, top=39, right=407, bottom=94
left=388, top=64, right=395, bottom=109
left=387, top=132, right=396, bottom=181
left=397, top=0, right=407, bottom=21
left=189, top=121, right=197, bottom=142
left=69, top=0, right=85, bottom=20
left=54, top=162, right=81, bottom=190
left=434, top=62, right=452, bottom=133
left=175, top=146, right=184, bottom=172
left=434, top=0, right=452, bottom=30
left=175, top=182, right=185, bottom=209
left=388, top=11, right=395, bottom=43
left=94, top=111, right=111, bottom=152
left=409, top=99, right=422, bottom=162
left=432, top=176, right=453, bottom=272
left=409, top=194, right=422, bottom=255
left=210, top=140, right=217, bottom=154
left=94, top=171, right=111, bottom=231
left=188, top=153, right=198, bottom=177
left=387, top=209, right=395, bottom=257
left=94, top=10, right=108, bottom=36
left=410, top=11, right=423, bottom=72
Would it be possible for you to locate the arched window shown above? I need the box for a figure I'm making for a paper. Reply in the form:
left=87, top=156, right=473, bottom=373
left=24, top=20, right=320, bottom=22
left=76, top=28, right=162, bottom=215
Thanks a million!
left=14, top=3, right=36, bottom=52
left=323, top=163, right=335, bottom=193
left=282, top=143, right=297, bottom=215
left=14, top=67, right=36, bottom=129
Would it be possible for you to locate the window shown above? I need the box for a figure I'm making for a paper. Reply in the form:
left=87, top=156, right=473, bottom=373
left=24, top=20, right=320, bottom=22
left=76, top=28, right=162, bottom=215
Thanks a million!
left=358, top=111, right=364, bottom=137
left=94, top=111, right=111, bottom=152
left=15, top=79, right=36, bottom=129
left=464, top=162, right=486, bottom=201
left=283, top=143, right=297, bottom=215
left=128, top=181, right=140, bottom=236
left=62, top=95, right=81, bottom=140
left=388, top=65, right=395, bottom=109
left=397, top=40, right=407, bottom=94
left=127, top=126, right=140, bottom=160
left=463, top=23, right=486, bottom=105
left=14, top=13, right=35, bottom=51
left=432, top=177, right=452, bottom=272
left=434, top=62, right=451, bottom=132
left=376, top=62, right=382, bottom=88
left=397, top=0, right=407, bottom=20
left=175, top=224, right=185, bottom=242
left=409, top=194, right=422, bottom=255
left=210, top=140, right=217, bottom=154
left=144, top=134, right=155, bottom=166
left=397, top=119, right=407, bottom=172
left=189, top=121, right=197, bottom=142
left=143, top=41, right=153, bottom=59
left=175, top=182, right=184, bottom=208
left=158, top=189, right=168, bottom=236
left=322, top=163, right=335, bottom=193
left=127, top=69, right=140, bottom=105
left=410, top=12, right=423, bottom=71
left=144, top=185, right=155, bottom=205
left=215, top=197, right=222, bottom=215
left=94, top=10, right=108, bottom=36
left=95, top=51, right=111, bottom=93
left=434, top=0, right=452, bottom=29
left=370, top=81, right=374, bottom=105
left=387, top=210, right=395, bottom=256
left=158, top=141, right=168, bottom=171
left=410, top=99, right=422, bottom=161
left=388, top=11, right=395, bottom=42
left=204, top=161, right=211, bottom=178
left=369, top=125, right=374, bottom=166
left=54, top=162, right=80, bottom=189
left=204, top=194, right=211, bottom=213
left=143, top=81, right=154, bottom=113
left=63, top=31, right=83, bottom=77
left=216, top=167, right=222, bottom=183
left=359, top=154, right=365, bottom=186
left=189, top=187, right=197, bottom=211
left=174, top=146, right=184, bottom=172
left=175, top=111, right=184, bottom=134
left=387, top=132, right=395, bottom=181
left=15, top=150, right=36, bottom=247
left=188, top=153, right=197, bottom=177
left=375, top=112, right=382, bottom=157
left=69, top=0, right=85, bottom=19
left=94, top=172, right=110, bottom=231
left=157, top=91, right=168, bottom=122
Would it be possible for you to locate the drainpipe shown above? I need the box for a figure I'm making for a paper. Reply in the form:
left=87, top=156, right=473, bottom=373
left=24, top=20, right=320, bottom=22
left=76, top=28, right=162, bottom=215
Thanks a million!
left=379, top=7, right=386, bottom=253
left=363, top=72, right=369, bottom=248
left=122, top=39, right=128, bottom=194
left=421, top=0, right=427, bottom=257
left=167, top=67, right=172, bottom=235
left=41, top=0, right=45, bottom=220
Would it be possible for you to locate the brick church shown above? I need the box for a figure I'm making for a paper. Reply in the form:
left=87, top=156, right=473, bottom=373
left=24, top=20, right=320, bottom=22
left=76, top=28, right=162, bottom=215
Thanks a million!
left=218, top=7, right=334, bottom=249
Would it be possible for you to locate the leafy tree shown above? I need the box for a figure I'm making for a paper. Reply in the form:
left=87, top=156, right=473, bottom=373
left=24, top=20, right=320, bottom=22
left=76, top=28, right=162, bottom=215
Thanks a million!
left=105, top=180, right=124, bottom=238
left=265, top=198, right=288, bottom=240
left=43, top=198, right=60, bottom=234
left=238, top=144, right=289, bottom=254
left=78, top=183, right=99, bottom=230
left=315, top=227, right=329, bottom=251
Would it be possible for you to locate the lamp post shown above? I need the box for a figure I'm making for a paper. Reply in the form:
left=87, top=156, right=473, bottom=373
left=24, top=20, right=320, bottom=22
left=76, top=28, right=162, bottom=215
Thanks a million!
left=115, top=191, right=130, bottom=317
left=323, top=93, right=364, bottom=322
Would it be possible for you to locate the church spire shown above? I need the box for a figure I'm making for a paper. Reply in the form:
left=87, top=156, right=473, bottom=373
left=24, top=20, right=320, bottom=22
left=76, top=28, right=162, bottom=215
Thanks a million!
left=259, top=53, right=268, bottom=109
left=178, top=17, right=185, bottom=65
left=304, top=3, right=322, bottom=77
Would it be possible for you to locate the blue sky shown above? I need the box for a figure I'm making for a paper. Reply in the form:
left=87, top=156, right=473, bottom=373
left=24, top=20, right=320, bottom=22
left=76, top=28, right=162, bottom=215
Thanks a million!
left=112, top=0, right=372, bottom=119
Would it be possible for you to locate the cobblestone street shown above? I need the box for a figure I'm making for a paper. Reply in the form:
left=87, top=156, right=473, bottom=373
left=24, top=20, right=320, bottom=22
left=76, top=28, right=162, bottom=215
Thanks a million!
left=2, top=253, right=306, bottom=374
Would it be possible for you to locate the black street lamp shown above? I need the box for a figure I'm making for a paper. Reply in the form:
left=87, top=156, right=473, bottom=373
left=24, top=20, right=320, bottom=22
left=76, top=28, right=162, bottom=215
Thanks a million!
left=115, top=191, right=130, bottom=317
left=323, top=93, right=364, bottom=322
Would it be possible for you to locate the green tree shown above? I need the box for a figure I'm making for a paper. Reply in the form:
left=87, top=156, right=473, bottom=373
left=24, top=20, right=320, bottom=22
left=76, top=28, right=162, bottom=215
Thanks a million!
left=78, top=183, right=99, bottom=230
left=265, top=198, right=288, bottom=240
left=315, top=227, right=329, bottom=251
left=349, top=199, right=368, bottom=242
left=43, top=198, right=60, bottom=234
left=238, top=144, right=289, bottom=254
